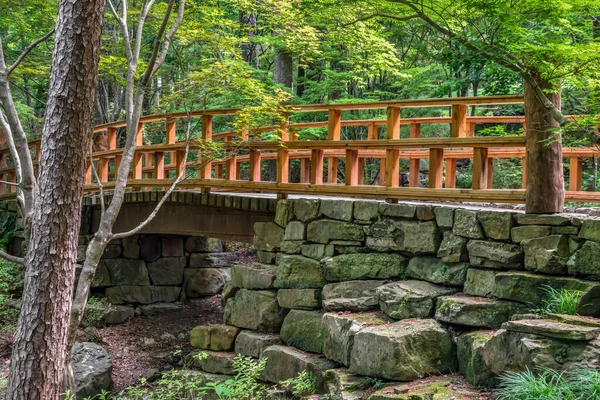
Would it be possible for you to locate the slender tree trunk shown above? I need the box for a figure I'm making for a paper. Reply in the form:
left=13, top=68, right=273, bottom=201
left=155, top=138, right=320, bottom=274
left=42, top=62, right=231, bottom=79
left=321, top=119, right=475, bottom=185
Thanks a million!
left=6, top=0, right=105, bottom=398
left=524, top=73, right=565, bottom=213
left=274, top=48, right=293, bottom=88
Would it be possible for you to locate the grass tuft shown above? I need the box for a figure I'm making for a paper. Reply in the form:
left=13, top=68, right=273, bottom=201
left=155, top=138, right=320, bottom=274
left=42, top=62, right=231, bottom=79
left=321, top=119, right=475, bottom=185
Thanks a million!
left=534, top=285, right=581, bottom=315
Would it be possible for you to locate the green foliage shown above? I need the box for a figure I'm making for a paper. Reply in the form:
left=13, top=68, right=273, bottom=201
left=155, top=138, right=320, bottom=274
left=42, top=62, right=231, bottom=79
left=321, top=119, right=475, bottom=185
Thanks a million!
left=0, top=213, right=17, bottom=251
left=497, top=368, right=600, bottom=400
left=81, top=297, right=112, bottom=328
left=280, top=370, right=316, bottom=397
left=0, top=259, right=20, bottom=331
left=533, top=285, right=582, bottom=315
left=568, top=369, right=600, bottom=399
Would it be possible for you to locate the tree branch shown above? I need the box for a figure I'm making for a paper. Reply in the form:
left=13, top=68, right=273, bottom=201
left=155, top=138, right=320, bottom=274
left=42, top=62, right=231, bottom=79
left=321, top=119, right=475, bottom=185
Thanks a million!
left=149, top=0, right=186, bottom=80
left=341, top=12, right=419, bottom=27
left=7, top=28, right=56, bottom=76
left=0, top=249, right=24, bottom=265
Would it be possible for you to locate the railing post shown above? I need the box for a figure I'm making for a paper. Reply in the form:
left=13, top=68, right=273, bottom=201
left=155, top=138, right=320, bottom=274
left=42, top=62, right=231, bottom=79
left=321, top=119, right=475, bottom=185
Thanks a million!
left=300, top=158, right=310, bottom=183
left=327, top=109, right=341, bottom=183
left=358, top=158, right=365, bottom=185
left=226, top=136, right=237, bottom=180
left=166, top=118, right=176, bottom=173
left=429, top=148, right=444, bottom=189
left=385, top=107, right=400, bottom=192
left=446, top=104, right=468, bottom=188
left=200, top=115, right=213, bottom=193
left=311, top=149, right=324, bottom=185
left=7, top=172, right=15, bottom=193
left=176, top=150, right=186, bottom=177
left=85, top=160, right=92, bottom=185
left=154, top=152, right=165, bottom=179
left=570, top=156, right=583, bottom=191
left=249, top=150, right=261, bottom=182
left=486, top=158, right=494, bottom=189
left=133, top=122, right=143, bottom=185
left=345, top=149, right=359, bottom=186
left=472, top=147, right=489, bottom=190
left=277, top=113, right=290, bottom=199
left=99, top=157, right=109, bottom=183
left=521, top=123, right=527, bottom=189
left=409, top=123, right=421, bottom=187
left=107, top=127, right=117, bottom=149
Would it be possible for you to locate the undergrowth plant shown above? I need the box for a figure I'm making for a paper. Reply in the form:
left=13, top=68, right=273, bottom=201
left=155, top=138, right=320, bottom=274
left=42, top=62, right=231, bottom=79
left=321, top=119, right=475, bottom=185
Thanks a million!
left=534, top=285, right=582, bottom=315
left=0, top=259, right=21, bottom=331
left=280, top=370, right=316, bottom=397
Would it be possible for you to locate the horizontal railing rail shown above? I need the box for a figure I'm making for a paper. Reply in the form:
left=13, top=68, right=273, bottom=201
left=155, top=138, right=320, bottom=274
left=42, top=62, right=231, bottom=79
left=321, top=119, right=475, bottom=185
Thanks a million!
left=0, top=95, right=598, bottom=204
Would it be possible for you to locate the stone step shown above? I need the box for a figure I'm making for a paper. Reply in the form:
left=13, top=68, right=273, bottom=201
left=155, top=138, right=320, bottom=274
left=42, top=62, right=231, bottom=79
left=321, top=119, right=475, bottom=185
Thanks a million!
left=501, top=319, right=600, bottom=341
left=223, top=289, right=285, bottom=332
left=511, top=312, right=600, bottom=327
left=349, top=319, right=455, bottom=381
left=456, top=331, right=497, bottom=388
left=280, top=310, right=324, bottom=353
left=376, top=280, right=458, bottom=320
left=185, top=350, right=235, bottom=375
left=261, top=345, right=337, bottom=393
left=190, top=324, right=240, bottom=351
left=322, top=280, right=386, bottom=312
left=435, top=294, right=526, bottom=329
left=230, top=262, right=277, bottom=290
left=234, top=330, right=282, bottom=359
left=277, top=289, right=321, bottom=310
left=367, top=376, right=481, bottom=400
left=324, top=369, right=373, bottom=400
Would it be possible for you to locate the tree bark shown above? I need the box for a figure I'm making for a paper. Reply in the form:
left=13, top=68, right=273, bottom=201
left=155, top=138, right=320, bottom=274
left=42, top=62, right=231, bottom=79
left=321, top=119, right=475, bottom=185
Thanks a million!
left=6, top=0, right=105, bottom=399
left=274, top=48, right=293, bottom=88
left=524, top=73, right=565, bottom=213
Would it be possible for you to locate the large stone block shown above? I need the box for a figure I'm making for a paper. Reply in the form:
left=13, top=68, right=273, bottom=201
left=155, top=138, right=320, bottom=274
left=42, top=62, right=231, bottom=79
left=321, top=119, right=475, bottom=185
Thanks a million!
left=103, top=259, right=150, bottom=286
left=522, top=235, right=570, bottom=275
left=102, top=244, right=122, bottom=259
left=516, top=214, right=572, bottom=226
left=186, top=350, right=234, bottom=375
left=280, top=240, right=305, bottom=254
left=579, top=219, right=600, bottom=242
left=184, top=268, right=231, bottom=297
left=184, top=236, right=223, bottom=253
left=491, top=271, right=600, bottom=316
left=223, top=289, right=286, bottom=332
left=147, top=257, right=186, bottom=285
left=353, top=201, right=379, bottom=222
left=434, top=207, right=454, bottom=229
left=92, top=262, right=111, bottom=288
left=302, top=243, right=335, bottom=260
left=284, top=221, right=306, bottom=241
left=275, top=200, right=293, bottom=227
left=121, top=235, right=141, bottom=259
left=349, top=319, right=456, bottom=381
left=293, top=199, right=321, bottom=222
left=274, top=255, right=326, bottom=288
left=161, top=237, right=184, bottom=257
left=478, top=211, right=514, bottom=240
left=321, top=253, right=405, bottom=282
left=261, top=345, right=337, bottom=393
left=457, top=331, right=496, bottom=388
left=378, top=203, right=416, bottom=219
left=277, top=289, right=321, bottom=310
left=377, top=280, right=457, bottom=320
left=395, top=220, right=441, bottom=254
left=253, top=222, right=284, bottom=251
left=511, top=225, right=551, bottom=244
left=463, top=268, right=496, bottom=297
left=435, top=294, right=526, bottom=329
left=231, top=263, right=277, bottom=289
left=234, top=331, right=282, bottom=358
left=436, top=231, right=468, bottom=263
left=406, top=256, right=468, bottom=286
left=502, top=319, right=600, bottom=341
left=105, top=285, right=181, bottom=304
left=190, top=324, right=240, bottom=351
left=138, top=302, right=182, bottom=316
left=321, top=199, right=354, bottom=221
left=280, top=310, right=324, bottom=353
left=140, top=235, right=161, bottom=262
left=467, top=240, right=523, bottom=269
left=322, top=280, right=384, bottom=312
left=567, top=240, right=600, bottom=278
left=307, top=220, right=365, bottom=244
left=453, top=209, right=484, bottom=239
left=189, top=252, right=236, bottom=268
left=322, top=312, right=390, bottom=366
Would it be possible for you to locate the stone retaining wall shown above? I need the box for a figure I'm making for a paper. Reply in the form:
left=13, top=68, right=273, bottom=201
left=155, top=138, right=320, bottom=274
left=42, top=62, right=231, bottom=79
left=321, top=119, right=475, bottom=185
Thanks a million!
left=190, top=199, right=600, bottom=397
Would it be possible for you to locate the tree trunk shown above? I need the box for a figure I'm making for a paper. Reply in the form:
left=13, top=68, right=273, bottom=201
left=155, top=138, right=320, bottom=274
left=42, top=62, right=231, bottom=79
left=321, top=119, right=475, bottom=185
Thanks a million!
left=274, top=48, right=293, bottom=88
left=524, top=73, right=565, bottom=213
left=6, top=0, right=105, bottom=398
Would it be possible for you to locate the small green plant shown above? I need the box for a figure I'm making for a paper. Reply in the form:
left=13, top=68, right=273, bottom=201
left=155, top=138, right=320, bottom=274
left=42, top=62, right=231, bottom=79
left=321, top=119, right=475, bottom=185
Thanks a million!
left=280, top=370, right=316, bottom=397
left=534, top=285, right=582, bottom=315
left=0, top=259, right=20, bottom=331
left=496, top=367, right=574, bottom=400
left=81, top=297, right=112, bottom=328
left=567, top=369, right=600, bottom=399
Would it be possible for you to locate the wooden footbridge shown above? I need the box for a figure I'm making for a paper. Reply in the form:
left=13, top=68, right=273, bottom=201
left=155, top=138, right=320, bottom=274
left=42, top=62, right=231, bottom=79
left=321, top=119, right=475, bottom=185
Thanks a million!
left=1, top=95, right=599, bottom=205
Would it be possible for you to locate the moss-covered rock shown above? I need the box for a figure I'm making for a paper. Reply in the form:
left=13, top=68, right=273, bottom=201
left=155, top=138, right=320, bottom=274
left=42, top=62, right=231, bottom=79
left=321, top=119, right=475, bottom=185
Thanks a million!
left=185, top=350, right=235, bottom=375
left=307, top=219, right=365, bottom=244
left=322, top=280, right=384, bottom=312
left=231, top=263, right=277, bottom=290
left=280, top=310, right=324, bottom=353
left=522, top=235, right=570, bottom=275
left=406, top=256, right=468, bottom=286
left=275, top=255, right=326, bottom=289
left=511, top=225, right=551, bottom=244
left=467, top=240, right=523, bottom=269
left=321, top=253, right=406, bottom=282
left=436, top=231, right=469, bottom=263
left=456, top=331, right=496, bottom=388
left=567, top=240, right=600, bottom=278
left=478, top=211, right=514, bottom=240
left=377, top=280, right=458, bottom=320
left=223, top=289, right=286, bottom=332
left=463, top=268, right=496, bottom=297
left=190, top=324, right=240, bottom=351
left=234, top=331, right=282, bottom=358
left=277, top=289, right=321, bottom=310
left=453, top=209, right=484, bottom=239
left=396, top=220, right=441, bottom=254
left=253, top=222, right=284, bottom=251
left=435, top=294, right=526, bottom=329
left=321, top=199, right=354, bottom=221
left=293, top=199, right=321, bottom=222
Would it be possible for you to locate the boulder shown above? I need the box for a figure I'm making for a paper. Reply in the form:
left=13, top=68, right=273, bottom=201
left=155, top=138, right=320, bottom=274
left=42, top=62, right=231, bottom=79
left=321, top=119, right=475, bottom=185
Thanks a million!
left=467, top=240, right=523, bottom=269
left=395, top=221, right=441, bottom=254
left=105, top=285, right=180, bottom=305
left=453, top=209, right=484, bottom=239
left=516, top=214, right=572, bottom=226
left=234, top=331, right=282, bottom=358
left=280, top=310, right=324, bottom=353
left=522, top=235, right=570, bottom=275
left=190, top=324, right=240, bottom=351
left=322, top=280, right=384, bottom=312
left=302, top=243, right=335, bottom=260
left=184, top=268, right=231, bottom=297
left=261, top=345, right=337, bottom=393
left=277, top=289, right=321, bottom=310
left=491, top=271, right=600, bottom=316
left=146, top=257, right=186, bottom=285
left=501, top=319, right=600, bottom=341
left=511, top=225, right=551, bottom=244
left=140, top=235, right=161, bottom=262
left=73, top=342, right=112, bottom=399
left=321, top=253, right=406, bottom=282
left=463, top=268, right=496, bottom=297
left=231, top=263, right=277, bottom=289
left=186, top=350, right=235, bottom=375
left=456, top=331, right=497, bottom=388
left=253, top=222, right=284, bottom=251
left=284, top=221, right=306, bottom=241
left=322, top=312, right=390, bottom=366
left=379, top=203, right=416, bottom=219
left=307, top=220, right=365, bottom=244
left=321, top=199, right=354, bottom=221
left=189, top=252, right=236, bottom=268
left=436, top=231, right=468, bottom=263
left=567, top=240, right=600, bottom=278
left=102, top=259, right=150, bottom=286
left=185, top=236, right=223, bottom=253
left=435, top=295, right=526, bottom=329
left=138, top=302, right=183, bottom=316
left=223, top=289, right=285, bottom=332
left=161, top=237, right=184, bottom=257
left=434, top=207, right=454, bottom=229
left=478, top=211, right=514, bottom=240
left=353, top=201, right=379, bottom=222
left=349, top=319, right=456, bottom=381
left=274, top=255, right=326, bottom=288
left=406, top=256, right=468, bottom=286
left=293, top=199, right=321, bottom=222
left=377, top=280, right=457, bottom=320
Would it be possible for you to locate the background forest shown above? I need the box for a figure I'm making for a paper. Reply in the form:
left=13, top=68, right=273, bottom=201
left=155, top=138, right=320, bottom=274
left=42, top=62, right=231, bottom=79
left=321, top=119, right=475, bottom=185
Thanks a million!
left=1, top=0, right=599, bottom=190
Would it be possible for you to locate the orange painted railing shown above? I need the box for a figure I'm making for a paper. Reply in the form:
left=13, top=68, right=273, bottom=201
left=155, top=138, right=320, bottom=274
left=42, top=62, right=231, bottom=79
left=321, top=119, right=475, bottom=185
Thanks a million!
left=1, top=95, right=598, bottom=204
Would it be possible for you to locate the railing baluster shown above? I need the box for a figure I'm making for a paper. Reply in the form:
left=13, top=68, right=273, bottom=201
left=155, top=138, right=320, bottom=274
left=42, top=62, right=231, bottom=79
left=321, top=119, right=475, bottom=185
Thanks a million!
left=249, top=150, right=261, bottom=182
left=99, top=157, right=109, bottom=183
left=154, top=152, right=165, bottom=179
left=409, top=123, right=421, bottom=187
left=133, top=122, right=144, bottom=186
left=358, top=158, right=365, bottom=185
left=327, top=109, right=341, bottom=183
left=522, top=123, right=527, bottom=189
left=486, top=158, right=494, bottom=189
left=472, top=147, right=489, bottom=190
left=226, top=136, right=236, bottom=180
left=200, top=115, right=213, bottom=194
left=311, top=149, right=324, bottom=185
left=447, top=104, right=468, bottom=188
left=385, top=107, right=400, bottom=193
left=345, top=149, right=359, bottom=186
left=570, top=156, right=583, bottom=191
left=300, top=158, right=310, bottom=183
left=429, top=148, right=444, bottom=189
